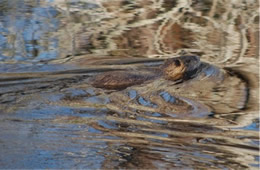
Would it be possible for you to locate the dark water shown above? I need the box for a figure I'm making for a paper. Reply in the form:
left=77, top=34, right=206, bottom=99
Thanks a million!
left=0, top=0, right=259, bottom=169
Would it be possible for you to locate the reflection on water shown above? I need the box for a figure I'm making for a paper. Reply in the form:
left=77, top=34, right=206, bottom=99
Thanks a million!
left=0, top=0, right=259, bottom=169
left=0, top=0, right=59, bottom=62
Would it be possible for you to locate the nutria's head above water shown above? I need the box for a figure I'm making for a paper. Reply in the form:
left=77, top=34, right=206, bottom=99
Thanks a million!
left=161, top=55, right=201, bottom=81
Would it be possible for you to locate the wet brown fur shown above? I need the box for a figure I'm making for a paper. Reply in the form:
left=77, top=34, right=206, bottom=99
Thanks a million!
left=91, top=56, right=201, bottom=90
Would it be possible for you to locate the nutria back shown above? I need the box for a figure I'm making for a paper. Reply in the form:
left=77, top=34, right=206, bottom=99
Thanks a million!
left=91, top=71, right=156, bottom=90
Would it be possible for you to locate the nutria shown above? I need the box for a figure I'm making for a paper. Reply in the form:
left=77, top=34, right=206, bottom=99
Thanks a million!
left=91, top=55, right=203, bottom=90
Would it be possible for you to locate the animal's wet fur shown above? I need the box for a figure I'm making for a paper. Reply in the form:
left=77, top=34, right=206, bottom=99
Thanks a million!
left=91, top=55, right=205, bottom=90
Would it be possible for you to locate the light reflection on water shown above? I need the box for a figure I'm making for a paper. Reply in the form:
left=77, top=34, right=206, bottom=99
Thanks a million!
left=0, top=0, right=259, bottom=169
left=0, top=0, right=60, bottom=62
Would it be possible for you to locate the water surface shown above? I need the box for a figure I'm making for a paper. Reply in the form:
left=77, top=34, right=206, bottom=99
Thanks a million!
left=0, top=0, right=259, bottom=169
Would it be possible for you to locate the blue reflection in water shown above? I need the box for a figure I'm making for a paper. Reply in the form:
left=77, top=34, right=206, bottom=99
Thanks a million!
left=0, top=63, right=71, bottom=72
left=98, top=120, right=118, bottom=130
left=234, top=119, right=259, bottom=131
left=160, top=91, right=176, bottom=103
left=138, top=96, right=157, bottom=108
left=88, top=126, right=103, bottom=134
left=128, top=89, right=137, bottom=99
left=151, top=112, right=162, bottom=117
left=63, top=88, right=87, bottom=98
left=241, top=122, right=259, bottom=131
left=85, top=96, right=110, bottom=105
left=0, top=0, right=60, bottom=62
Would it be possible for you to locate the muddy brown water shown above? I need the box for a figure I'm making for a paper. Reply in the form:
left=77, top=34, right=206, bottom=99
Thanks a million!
left=0, top=0, right=259, bottom=169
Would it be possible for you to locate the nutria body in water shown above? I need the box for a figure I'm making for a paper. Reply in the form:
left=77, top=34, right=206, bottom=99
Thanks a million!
left=91, top=56, right=209, bottom=90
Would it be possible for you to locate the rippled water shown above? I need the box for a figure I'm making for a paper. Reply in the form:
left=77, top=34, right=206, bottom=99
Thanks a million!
left=0, top=0, right=259, bottom=169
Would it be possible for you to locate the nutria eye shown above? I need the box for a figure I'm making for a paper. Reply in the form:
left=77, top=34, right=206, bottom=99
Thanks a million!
left=175, top=59, right=181, bottom=66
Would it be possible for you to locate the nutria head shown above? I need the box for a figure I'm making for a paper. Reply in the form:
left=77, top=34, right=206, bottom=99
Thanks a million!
left=161, top=55, right=201, bottom=81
